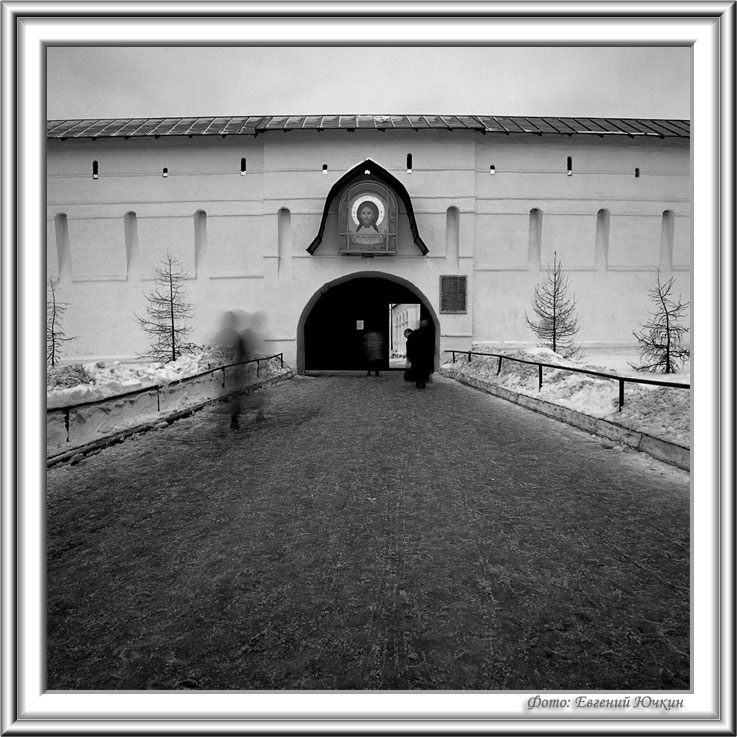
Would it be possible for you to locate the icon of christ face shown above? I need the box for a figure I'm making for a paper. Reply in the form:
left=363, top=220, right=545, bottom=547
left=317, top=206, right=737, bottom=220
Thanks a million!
left=355, top=200, right=380, bottom=232
left=358, top=205, right=375, bottom=228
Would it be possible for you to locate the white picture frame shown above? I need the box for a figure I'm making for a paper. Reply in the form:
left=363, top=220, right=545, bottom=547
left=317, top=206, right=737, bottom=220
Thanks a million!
left=2, top=2, right=733, bottom=734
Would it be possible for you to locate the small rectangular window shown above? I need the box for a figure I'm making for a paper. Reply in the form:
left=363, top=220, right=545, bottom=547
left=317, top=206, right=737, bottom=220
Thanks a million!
left=440, top=275, right=467, bottom=313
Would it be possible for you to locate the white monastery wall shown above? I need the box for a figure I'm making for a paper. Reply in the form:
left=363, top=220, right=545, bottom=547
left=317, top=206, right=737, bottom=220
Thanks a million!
left=46, top=129, right=690, bottom=368
left=471, top=135, right=690, bottom=348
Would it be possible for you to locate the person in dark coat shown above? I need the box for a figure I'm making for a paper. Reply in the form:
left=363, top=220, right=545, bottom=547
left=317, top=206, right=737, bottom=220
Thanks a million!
left=406, top=319, right=434, bottom=390
left=362, top=329, right=384, bottom=376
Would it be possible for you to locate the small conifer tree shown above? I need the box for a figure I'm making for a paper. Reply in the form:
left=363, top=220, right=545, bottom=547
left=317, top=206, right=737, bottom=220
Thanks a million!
left=525, top=251, right=581, bottom=358
left=136, top=254, right=194, bottom=362
left=47, top=278, right=74, bottom=367
left=631, top=273, right=690, bottom=374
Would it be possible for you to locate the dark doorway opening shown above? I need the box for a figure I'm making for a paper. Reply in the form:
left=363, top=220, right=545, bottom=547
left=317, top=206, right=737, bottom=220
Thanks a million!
left=304, top=277, right=435, bottom=371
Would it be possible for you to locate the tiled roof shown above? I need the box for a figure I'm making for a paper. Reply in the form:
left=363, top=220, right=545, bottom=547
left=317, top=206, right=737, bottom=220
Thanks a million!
left=46, top=115, right=690, bottom=139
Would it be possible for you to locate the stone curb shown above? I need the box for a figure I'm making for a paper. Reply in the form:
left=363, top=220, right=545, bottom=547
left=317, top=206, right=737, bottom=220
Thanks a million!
left=441, top=368, right=690, bottom=472
left=46, top=371, right=295, bottom=468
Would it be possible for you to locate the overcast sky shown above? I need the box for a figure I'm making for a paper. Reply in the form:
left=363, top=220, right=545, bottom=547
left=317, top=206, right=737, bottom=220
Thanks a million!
left=46, top=46, right=690, bottom=120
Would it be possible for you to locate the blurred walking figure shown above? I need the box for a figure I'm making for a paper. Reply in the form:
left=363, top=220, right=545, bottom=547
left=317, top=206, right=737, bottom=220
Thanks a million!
left=213, top=310, right=268, bottom=430
left=362, top=329, right=384, bottom=376
left=243, top=311, right=268, bottom=422
left=214, top=311, right=247, bottom=429
left=240, top=311, right=267, bottom=358
left=406, top=319, right=434, bottom=390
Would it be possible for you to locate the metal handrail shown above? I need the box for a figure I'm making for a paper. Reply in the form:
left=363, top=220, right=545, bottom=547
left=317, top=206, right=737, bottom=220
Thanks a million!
left=445, top=350, right=689, bottom=411
left=47, top=353, right=285, bottom=414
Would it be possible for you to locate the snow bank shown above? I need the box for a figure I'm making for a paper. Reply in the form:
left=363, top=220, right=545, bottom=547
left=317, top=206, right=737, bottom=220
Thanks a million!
left=443, top=345, right=690, bottom=448
left=47, top=351, right=226, bottom=410
left=47, top=351, right=292, bottom=457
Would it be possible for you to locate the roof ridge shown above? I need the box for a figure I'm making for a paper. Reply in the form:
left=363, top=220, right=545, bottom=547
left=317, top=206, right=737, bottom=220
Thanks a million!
left=46, top=115, right=690, bottom=139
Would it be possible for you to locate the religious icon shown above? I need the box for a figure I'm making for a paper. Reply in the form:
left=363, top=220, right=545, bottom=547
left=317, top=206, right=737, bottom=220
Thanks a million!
left=350, top=195, right=385, bottom=247
left=353, top=198, right=382, bottom=233
left=339, top=183, right=397, bottom=254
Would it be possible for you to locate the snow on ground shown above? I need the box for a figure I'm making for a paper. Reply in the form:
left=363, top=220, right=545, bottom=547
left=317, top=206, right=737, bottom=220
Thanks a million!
left=48, top=345, right=691, bottom=449
left=443, top=345, right=691, bottom=448
left=46, top=348, right=282, bottom=410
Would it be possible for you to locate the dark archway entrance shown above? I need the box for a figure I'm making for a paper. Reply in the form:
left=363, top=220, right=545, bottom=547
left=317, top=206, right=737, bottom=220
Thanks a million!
left=302, top=275, right=436, bottom=371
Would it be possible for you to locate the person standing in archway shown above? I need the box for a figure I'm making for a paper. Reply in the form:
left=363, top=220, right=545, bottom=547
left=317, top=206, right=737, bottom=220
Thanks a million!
left=406, top=319, right=434, bottom=390
left=362, top=328, right=384, bottom=377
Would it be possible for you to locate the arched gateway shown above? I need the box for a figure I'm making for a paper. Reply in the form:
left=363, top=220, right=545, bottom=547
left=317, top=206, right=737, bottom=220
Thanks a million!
left=297, top=272, right=438, bottom=373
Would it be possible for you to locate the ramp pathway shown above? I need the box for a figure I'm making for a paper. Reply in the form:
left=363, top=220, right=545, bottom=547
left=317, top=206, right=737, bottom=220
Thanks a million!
left=47, top=372, right=690, bottom=690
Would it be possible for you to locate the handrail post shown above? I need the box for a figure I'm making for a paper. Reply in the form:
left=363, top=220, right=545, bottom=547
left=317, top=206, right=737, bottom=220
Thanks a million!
left=538, top=364, right=543, bottom=390
left=451, top=351, right=456, bottom=363
left=256, top=359, right=261, bottom=377
left=467, top=351, right=471, bottom=363
left=280, top=353, right=284, bottom=369
left=618, top=379, right=624, bottom=412
left=497, top=355, right=503, bottom=375
left=222, top=367, right=226, bottom=388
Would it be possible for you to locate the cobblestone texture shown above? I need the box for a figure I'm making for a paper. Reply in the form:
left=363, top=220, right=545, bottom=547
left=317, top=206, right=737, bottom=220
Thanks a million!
left=47, top=373, right=690, bottom=691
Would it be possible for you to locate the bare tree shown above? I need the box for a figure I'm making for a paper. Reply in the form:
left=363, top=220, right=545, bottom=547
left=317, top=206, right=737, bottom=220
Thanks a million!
left=136, top=254, right=194, bottom=362
left=631, top=273, right=690, bottom=374
left=47, top=277, right=74, bottom=367
left=525, top=251, right=581, bottom=358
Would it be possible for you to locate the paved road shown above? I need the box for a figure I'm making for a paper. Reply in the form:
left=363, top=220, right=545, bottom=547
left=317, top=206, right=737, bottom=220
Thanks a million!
left=47, top=372, right=690, bottom=690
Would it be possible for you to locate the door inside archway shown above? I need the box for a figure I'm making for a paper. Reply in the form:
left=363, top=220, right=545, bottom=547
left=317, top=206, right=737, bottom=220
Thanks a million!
left=304, top=277, right=435, bottom=371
